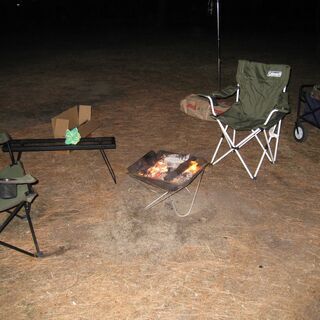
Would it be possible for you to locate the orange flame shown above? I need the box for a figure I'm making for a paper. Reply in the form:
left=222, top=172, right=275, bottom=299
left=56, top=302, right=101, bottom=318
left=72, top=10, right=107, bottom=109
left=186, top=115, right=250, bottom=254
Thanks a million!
left=183, top=160, right=199, bottom=174
left=140, top=158, right=200, bottom=181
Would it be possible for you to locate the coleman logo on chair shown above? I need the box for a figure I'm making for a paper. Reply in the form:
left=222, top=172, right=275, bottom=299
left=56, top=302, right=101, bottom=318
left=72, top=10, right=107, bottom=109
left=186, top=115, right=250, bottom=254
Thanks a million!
left=267, top=70, right=282, bottom=78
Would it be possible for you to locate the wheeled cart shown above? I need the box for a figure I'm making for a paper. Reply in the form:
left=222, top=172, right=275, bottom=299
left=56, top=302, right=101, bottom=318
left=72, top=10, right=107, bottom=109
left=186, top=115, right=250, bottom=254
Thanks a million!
left=293, top=84, right=320, bottom=142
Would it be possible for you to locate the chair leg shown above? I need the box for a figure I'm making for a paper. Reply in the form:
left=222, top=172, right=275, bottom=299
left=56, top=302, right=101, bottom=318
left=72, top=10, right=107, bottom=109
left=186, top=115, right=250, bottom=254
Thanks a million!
left=254, top=123, right=282, bottom=178
left=234, top=149, right=255, bottom=179
left=211, top=123, right=257, bottom=179
left=0, top=202, right=42, bottom=257
left=211, top=135, right=225, bottom=164
left=211, top=124, right=235, bottom=165
left=211, top=119, right=284, bottom=179
left=24, top=203, right=43, bottom=257
left=0, top=203, right=24, bottom=233
left=272, top=120, right=282, bottom=162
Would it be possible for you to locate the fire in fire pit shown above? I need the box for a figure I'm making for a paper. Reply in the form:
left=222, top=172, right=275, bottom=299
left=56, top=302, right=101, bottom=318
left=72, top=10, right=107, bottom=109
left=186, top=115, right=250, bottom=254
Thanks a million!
left=128, top=150, right=208, bottom=191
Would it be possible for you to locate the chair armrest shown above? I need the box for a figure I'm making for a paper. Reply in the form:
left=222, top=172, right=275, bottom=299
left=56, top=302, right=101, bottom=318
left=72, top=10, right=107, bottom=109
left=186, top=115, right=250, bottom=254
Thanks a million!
left=197, top=85, right=237, bottom=117
left=198, top=85, right=237, bottom=105
left=196, top=95, right=220, bottom=117
left=211, top=85, right=238, bottom=99
left=275, top=91, right=290, bottom=114
left=263, top=109, right=288, bottom=127
left=263, top=91, right=290, bottom=127
left=0, top=174, right=37, bottom=185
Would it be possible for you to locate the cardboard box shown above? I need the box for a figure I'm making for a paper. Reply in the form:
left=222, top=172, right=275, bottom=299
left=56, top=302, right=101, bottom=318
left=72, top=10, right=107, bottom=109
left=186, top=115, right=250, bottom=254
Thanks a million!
left=51, top=105, right=100, bottom=139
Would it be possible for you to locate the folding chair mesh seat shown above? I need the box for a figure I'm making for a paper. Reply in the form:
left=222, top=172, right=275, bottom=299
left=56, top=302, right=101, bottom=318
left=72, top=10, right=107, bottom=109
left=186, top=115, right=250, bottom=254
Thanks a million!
left=190, top=60, right=291, bottom=179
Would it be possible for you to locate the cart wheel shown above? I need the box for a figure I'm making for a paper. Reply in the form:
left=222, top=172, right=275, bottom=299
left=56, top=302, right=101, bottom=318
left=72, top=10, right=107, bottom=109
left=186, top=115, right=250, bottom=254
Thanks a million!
left=293, top=124, right=307, bottom=142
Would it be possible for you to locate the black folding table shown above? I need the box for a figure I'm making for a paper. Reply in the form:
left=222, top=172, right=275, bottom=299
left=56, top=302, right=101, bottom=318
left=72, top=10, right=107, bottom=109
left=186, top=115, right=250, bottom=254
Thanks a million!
left=2, top=137, right=117, bottom=183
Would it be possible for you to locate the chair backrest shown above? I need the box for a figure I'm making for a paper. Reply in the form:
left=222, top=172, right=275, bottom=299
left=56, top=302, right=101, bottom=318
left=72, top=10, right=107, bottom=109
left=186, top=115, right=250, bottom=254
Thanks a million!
left=236, top=60, right=291, bottom=119
left=0, top=132, right=10, bottom=144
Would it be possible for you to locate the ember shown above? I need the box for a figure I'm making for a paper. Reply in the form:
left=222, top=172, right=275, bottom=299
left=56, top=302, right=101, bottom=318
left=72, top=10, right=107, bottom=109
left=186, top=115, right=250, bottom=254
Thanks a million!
left=143, top=158, right=168, bottom=179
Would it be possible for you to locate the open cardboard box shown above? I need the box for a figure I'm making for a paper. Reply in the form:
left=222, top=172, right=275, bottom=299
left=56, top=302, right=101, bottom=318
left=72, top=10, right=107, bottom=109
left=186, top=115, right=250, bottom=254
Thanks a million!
left=51, top=105, right=100, bottom=153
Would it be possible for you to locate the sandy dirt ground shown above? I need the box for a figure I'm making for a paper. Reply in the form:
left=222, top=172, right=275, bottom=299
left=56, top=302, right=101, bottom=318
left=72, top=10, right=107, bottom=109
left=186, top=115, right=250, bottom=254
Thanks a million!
left=0, top=28, right=319, bottom=319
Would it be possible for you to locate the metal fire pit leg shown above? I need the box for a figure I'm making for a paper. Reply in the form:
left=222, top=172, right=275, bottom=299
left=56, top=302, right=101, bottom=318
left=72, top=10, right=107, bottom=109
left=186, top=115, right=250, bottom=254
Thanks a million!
left=144, top=170, right=205, bottom=217
left=144, top=191, right=170, bottom=210
left=170, top=170, right=204, bottom=217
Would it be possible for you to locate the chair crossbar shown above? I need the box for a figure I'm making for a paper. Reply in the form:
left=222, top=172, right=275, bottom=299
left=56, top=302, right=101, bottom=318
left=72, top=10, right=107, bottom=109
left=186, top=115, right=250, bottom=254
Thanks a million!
left=0, top=202, right=42, bottom=257
left=211, top=122, right=281, bottom=179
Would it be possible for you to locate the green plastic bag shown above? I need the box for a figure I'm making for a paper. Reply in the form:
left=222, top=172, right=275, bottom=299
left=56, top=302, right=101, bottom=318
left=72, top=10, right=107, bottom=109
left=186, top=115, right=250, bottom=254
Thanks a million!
left=65, top=128, right=81, bottom=145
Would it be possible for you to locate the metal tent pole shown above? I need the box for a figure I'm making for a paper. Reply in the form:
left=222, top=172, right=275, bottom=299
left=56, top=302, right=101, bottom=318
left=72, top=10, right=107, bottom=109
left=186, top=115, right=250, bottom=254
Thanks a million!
left=216, top=0, right=221, bottom=90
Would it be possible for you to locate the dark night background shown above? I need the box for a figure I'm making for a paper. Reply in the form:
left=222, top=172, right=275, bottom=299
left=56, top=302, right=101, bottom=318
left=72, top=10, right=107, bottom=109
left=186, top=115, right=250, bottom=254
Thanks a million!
left=0, top=0, right=319, bottom=37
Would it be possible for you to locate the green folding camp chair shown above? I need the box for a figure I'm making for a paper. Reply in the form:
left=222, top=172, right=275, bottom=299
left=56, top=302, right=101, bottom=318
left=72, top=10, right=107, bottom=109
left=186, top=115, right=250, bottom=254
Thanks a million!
left=182, top=60, right=291, bottom=179
left=0, top=132, right=42, bottom=257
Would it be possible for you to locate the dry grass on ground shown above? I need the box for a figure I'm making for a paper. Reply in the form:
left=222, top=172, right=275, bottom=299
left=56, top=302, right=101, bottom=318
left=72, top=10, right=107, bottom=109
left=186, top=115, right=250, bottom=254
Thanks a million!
left=0, top=30, right=319, bottom=319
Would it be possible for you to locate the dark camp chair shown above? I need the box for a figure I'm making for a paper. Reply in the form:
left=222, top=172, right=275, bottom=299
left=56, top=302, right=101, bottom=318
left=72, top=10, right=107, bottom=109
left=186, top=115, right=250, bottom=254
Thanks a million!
left=181, top=60, right=291, bottom=179
left=0, top=133, right=42, bottom=257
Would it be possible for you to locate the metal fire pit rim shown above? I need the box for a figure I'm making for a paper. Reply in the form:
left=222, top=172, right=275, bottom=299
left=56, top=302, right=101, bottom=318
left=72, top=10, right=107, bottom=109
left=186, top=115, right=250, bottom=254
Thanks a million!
left=127, top=150, right=208, bottom=192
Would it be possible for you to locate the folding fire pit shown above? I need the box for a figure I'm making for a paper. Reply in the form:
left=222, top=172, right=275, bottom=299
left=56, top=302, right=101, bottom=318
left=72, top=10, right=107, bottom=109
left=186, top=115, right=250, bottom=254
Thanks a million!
left=127, top=150, right=208, bottom=216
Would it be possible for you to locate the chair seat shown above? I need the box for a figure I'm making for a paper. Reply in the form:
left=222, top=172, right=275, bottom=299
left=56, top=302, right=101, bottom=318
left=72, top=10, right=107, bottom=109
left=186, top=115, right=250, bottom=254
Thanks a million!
left=0, top=162, right=34, bottom=211
left=216, top=102, right=285, bottom=131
